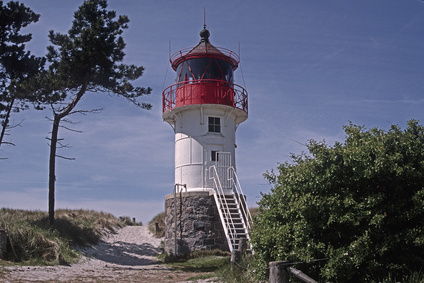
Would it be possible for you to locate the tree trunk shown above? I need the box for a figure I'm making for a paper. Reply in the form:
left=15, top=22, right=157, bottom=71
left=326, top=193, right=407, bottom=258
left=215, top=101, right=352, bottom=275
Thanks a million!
left=48, top=81, right=88, bottom=226
left=0, top=97, right=15, bottom=147
left=48, top=115, right=60, bottom=225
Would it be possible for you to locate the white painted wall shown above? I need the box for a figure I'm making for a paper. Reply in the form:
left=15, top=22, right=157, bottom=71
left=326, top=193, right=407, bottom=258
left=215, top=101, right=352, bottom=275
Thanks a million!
left=165, top=104, right=246, bottom=191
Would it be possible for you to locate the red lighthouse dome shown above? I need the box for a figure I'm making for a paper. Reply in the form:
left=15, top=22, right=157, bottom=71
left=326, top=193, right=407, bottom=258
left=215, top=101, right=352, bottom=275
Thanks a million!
left=162, top=27, right=248, bottom=124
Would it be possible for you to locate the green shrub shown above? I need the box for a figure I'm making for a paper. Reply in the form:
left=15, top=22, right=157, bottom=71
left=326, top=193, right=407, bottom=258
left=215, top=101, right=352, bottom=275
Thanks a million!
left=251, top=120, right=424, bottom=282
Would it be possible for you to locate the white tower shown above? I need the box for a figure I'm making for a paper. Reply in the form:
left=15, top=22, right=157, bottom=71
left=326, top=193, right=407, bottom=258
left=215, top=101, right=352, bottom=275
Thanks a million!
left=163, top=27, right=248, bottom=193
left=162, top=26, right=251, bottom=254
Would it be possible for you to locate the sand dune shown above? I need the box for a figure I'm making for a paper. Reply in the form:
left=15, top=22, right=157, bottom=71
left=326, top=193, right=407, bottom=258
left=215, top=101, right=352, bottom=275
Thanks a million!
left=2, top=226, right=216, bottom=282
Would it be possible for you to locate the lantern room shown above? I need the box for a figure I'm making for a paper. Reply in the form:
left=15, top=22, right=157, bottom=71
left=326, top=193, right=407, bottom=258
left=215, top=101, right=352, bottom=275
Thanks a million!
left=162, top=27, right=248, bottom=123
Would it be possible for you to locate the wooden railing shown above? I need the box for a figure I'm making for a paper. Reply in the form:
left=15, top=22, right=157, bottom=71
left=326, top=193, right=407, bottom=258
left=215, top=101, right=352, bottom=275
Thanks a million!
left=269, top=261, right=318, bottom=283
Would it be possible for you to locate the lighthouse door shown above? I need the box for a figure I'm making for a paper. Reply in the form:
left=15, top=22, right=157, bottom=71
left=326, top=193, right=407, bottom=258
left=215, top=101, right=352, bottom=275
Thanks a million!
left=206, top=149, right=232, bottom=193
left=216, top=152, right=232, bottom=190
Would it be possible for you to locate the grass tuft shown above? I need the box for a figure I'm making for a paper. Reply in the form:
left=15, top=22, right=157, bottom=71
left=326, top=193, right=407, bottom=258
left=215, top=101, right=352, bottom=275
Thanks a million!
left=215, top=254, right=255, bottom=283
left=0, top=208, right=124, bottom=265
left=119, top=216, right=142, bottom=226
left=159, top=249, right=230, bottom=281
left=148, top=212, right=165, bottom=238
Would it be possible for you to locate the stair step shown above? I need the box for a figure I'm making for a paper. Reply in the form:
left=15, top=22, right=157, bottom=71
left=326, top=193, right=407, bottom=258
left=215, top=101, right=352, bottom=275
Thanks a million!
left=228, top=231, right=248, bottom=235
left=222, top=214, right=241, bottom=218
left=224, top=222, right=243, bottom=226
left=226, top=225, right=245, bottom=229
left=225, top=224, right=244, bottom=228
left=224, top=221, right=243, bottom=225
left=223, top=217, right=243, bottom=221
left=222, top=206, right=238, bottom=210
left=229, top=228, right=247, bottom=234
left=226, top=214, right=242, bottom=218
left=214, top=192, right=252, bottom=253
left=226, top=230, right=244, bottom=233
left=222, top=211, right=241, bottom=215
left=227, top=231, right=247, bottom=235
left=229, top=232, right=248, bottom=236
left=222, top=210, right=238, bottom=214
left=224, top=223, right=244, bottom=227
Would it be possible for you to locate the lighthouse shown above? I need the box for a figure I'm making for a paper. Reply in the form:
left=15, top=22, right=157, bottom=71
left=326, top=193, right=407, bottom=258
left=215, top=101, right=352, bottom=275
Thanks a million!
left=162, top=25, right=251, bottom=255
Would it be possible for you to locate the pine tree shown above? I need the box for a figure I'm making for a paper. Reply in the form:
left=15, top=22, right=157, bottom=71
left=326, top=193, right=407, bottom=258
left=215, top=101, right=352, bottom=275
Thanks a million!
left=43, top=0, right=152, bottom=225
left=0, top=1, right=45, bottom=148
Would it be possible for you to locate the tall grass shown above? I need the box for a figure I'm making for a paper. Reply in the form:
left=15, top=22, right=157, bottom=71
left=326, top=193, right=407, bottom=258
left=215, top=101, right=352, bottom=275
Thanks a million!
left=0, top=208, right=123, bottom=265
left=215, top=255, right=255, bottom=283
left=148, top=211, right=165, bottom=238
left=118, top=216, right=142, bottom=226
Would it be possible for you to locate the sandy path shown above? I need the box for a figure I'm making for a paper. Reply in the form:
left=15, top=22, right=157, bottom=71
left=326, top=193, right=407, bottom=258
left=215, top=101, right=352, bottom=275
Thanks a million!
left=1, top=226, right=217, bottom=283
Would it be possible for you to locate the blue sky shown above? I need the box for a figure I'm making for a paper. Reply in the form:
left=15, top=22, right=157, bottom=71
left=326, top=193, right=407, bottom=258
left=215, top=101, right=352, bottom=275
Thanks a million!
left=1, top=0, right=423, bottom=224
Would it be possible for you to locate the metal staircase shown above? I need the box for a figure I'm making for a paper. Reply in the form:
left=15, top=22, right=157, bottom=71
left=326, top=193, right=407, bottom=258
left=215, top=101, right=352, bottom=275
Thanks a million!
left=208, top=164, right=253, bottom=252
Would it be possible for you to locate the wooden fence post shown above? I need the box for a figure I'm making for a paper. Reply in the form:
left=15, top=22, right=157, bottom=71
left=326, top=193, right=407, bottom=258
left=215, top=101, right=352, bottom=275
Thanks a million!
left=239, top=238, right=247, bottom=256
left=286, top=267, right=318, bottom=283
left=269, top=261, right=289, bottom=283
left=230, top=250, right=239, bottom=263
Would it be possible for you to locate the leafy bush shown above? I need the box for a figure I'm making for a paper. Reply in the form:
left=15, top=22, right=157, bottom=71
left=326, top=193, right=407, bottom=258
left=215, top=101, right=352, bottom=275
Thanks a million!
left=251, top=120, right=424, bottom=282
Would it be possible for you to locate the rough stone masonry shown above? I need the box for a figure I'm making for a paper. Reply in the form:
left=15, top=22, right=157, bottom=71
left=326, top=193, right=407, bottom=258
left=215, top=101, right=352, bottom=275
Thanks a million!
left=164, top=191, right=228, bottom=255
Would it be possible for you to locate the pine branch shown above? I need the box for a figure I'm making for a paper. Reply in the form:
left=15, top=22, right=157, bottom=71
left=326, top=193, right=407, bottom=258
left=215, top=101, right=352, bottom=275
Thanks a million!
left=69, top=108, right=103, bottom=116
left=7, top=119, right=24, bottom=129
left=59, top=124, right=83, bottom=133
left=57, top=141, right=72, bottom=148
left=55, top=154, right=75, bottom=160
left=0, top=141, right=15, bottom=146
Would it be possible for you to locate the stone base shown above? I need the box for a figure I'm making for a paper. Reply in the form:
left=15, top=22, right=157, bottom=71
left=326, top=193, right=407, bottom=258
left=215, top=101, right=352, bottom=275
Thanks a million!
left=164, top=191, right=228, bottom=255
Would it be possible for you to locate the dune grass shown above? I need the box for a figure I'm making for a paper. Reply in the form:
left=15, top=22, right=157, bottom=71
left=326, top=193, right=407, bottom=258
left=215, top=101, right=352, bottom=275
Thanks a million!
left=0, top=208, right=123, bottom=265
left=118, top=216, right=142, bottom=226
left=148, top=211, right=165, bottom=238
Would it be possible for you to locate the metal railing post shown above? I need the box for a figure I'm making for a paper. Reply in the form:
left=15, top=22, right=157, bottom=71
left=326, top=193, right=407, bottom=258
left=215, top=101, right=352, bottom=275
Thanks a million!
left=173, top=183, right=186, bottom=256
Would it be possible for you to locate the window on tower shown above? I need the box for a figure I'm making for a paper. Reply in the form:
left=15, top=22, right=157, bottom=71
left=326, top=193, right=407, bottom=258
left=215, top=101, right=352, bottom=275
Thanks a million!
left=211, top=151, right=219, bottom=162
left=208, top=117, right=221, bottom=133
left=176, top=58, right=233, bottom=84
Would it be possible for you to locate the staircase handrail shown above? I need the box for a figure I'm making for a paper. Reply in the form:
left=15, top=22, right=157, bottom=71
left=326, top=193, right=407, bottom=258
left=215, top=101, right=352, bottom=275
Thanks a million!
left=208, top=165, right=238, bottom=251
left=228, top=167, right=253, bottom=230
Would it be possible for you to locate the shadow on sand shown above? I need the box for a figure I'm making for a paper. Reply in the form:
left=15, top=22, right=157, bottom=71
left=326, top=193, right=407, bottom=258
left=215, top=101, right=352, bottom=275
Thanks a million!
left=83, top=240, right=162, bottom=266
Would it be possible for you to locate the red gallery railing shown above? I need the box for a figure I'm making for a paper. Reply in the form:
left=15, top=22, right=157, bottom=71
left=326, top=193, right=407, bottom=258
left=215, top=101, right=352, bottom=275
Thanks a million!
left=162, top=79, right=248, bottom=114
